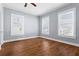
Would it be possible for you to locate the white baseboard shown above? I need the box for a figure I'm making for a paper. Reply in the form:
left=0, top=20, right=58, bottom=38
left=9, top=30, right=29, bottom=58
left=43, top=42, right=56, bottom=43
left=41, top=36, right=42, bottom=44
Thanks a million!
left=2, top=36, right=79, bottom=48
left=40, top=36, right=79, bottom=47
left=0, top=44, right=1, bottom=50
left=4, top=36, right=40, bottom=43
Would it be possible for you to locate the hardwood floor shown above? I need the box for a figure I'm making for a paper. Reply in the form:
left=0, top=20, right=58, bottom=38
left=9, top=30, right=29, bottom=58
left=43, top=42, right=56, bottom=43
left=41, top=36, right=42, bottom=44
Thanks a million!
left=0, top=37, right=79, bottom=56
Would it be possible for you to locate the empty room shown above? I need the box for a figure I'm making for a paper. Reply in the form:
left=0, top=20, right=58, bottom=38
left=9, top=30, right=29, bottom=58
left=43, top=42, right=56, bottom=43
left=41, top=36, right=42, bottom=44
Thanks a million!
left=0, top=3, right=79, bottom=56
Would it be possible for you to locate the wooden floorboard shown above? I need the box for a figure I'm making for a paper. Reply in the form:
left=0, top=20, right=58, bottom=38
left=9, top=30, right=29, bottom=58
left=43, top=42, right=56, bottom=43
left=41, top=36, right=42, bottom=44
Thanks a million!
left=0, top=37, right=79, bottom=56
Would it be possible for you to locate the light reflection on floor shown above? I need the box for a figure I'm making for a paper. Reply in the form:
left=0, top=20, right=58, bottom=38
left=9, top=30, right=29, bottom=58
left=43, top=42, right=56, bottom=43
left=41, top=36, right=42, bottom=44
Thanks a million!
left=42, top=40, right=50, bottom=55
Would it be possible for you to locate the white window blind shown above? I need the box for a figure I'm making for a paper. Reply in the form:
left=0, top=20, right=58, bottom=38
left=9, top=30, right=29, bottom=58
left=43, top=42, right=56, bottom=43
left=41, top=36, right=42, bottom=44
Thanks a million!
left=11, top=13, right=24, bottom=36
left=42, top=16, right=49, bottom=35
left=58, top=8, right=76, bottom=38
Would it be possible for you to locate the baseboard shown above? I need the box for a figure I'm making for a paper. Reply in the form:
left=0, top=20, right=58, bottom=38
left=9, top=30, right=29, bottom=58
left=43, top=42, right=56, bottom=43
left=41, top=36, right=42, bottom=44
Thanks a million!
left=4, top=36, right=40, bottom=43
left=2, top=36, right=79, bottom=48
left=0, top=44, right=1, bottom=50
left=40, top=36, right=79, bottom=47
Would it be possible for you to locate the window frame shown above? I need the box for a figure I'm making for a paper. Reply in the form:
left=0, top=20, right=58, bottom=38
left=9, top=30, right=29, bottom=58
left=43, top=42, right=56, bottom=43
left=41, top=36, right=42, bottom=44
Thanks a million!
left=41, top=16, right=50, bottom=35
left=58, top=8, right=76, bottom=39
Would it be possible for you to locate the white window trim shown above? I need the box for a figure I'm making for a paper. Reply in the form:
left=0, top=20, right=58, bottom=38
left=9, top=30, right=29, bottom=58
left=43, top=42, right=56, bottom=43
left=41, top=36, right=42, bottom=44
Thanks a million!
left=11, top=13, right=24, bottom=36
left=41, top=16, right=50, bottom=35
left=58, top=8, right=76, bottom=39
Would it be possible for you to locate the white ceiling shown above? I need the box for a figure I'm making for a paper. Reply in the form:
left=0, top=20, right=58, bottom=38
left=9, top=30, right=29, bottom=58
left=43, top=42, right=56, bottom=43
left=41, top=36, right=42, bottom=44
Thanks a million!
left=2, top=3, right=68, bottom=16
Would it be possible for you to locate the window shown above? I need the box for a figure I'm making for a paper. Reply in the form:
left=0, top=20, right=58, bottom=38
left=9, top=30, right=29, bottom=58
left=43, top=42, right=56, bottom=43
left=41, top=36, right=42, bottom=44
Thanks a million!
left=42, top=16, right=49, bottom=35
left=11, top=13, right=24, bottom=36
left=58, top=8, right=76, bottom=38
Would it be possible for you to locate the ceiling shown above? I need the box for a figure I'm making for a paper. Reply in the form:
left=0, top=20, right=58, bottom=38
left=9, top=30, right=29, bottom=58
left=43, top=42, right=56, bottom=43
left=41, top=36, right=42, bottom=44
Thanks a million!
left=2, top=3, right=68, bottom=16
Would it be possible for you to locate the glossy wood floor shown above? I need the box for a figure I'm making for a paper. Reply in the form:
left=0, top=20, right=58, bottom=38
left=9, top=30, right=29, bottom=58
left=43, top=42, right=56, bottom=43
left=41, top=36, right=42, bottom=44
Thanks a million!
left=0, top=37, right=79, bottom=56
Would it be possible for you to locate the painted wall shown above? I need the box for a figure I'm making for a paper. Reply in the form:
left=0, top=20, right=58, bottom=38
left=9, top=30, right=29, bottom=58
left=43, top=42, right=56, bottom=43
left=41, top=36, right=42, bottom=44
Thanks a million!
left=3, top=3, right=79, bottom=45
left=4, top=7, right=39, bottom=41
left=40, top=3, right=79, bottom=44
left=0, top=4, right=2, bottom=44
left=0, top=3, right=4, bottom=45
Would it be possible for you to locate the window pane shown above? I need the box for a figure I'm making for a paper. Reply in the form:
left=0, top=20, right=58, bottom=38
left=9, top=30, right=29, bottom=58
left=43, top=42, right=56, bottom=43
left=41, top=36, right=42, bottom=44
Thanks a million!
left=42, top=16, right=49, bottom=35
